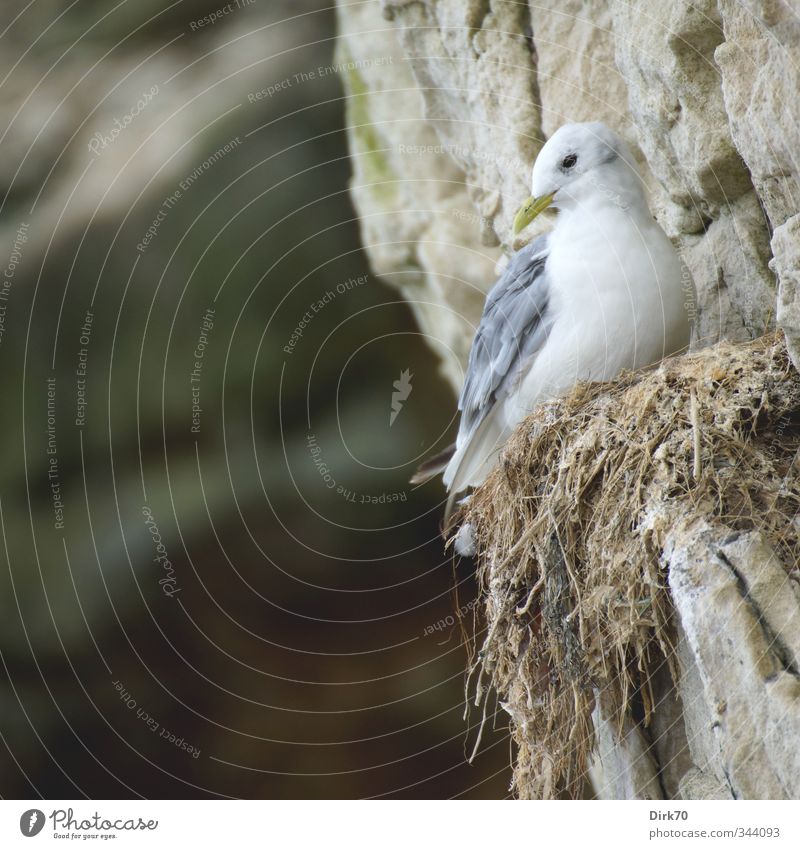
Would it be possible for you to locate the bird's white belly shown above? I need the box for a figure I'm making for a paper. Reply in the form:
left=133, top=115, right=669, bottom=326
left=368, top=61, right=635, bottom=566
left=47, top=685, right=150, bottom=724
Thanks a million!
left=505, top=211, right=690, bottom=425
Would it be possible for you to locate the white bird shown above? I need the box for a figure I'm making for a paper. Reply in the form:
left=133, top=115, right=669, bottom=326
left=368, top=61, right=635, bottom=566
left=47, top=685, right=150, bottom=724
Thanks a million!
left=414, top=122, right=694, bottom=521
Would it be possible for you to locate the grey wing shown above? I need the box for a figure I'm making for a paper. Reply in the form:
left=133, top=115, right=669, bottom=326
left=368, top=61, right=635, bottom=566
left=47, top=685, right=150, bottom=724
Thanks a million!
left=457, top=233, right=552, bottom=444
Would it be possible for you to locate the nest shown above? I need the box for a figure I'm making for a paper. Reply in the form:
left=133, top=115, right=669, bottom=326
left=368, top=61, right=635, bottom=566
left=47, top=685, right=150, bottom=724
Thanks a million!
left=460, top=333, right=800, bottom=798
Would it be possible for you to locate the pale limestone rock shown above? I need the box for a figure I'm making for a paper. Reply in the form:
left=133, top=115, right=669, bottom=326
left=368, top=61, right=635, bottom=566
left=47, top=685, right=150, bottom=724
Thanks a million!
left=682, top=193, right=775, bottom=344
left=612, top=1, right=751, bottom=211
left=381, top=0, right=542, bottom=245
left=610, top=0, right=776, bottom=348
left=529, top=1, right=630, bottom=140
left=678, top=767, right=734, bottom=800
left=673, top=622, right=733, bottom=798
left=666, top=523, right=800, bottom=799
left=716, top=1, right=800, bottom=231
left=590, top=690, right=664, bottom=800
left=337, top=0, right=501, bottom=388
left=772, top=215, right=800, bottom=370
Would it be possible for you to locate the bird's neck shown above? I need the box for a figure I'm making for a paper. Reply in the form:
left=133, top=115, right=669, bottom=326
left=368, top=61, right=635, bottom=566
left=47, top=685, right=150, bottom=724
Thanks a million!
left=555, top=190, right=652, bottom=230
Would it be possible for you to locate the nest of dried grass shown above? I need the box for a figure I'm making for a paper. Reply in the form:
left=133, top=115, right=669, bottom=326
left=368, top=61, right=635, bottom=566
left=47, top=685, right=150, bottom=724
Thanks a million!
left=460, top=333, right=800, bottom=799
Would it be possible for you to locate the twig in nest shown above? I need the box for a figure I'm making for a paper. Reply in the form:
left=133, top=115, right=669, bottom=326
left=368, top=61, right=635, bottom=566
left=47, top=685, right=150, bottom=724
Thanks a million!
left=690, top=389, right=701, bottom=481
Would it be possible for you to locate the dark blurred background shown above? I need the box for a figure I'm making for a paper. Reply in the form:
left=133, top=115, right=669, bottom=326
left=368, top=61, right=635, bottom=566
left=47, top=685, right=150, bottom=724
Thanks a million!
left=0, top=0, right=510, bottom=798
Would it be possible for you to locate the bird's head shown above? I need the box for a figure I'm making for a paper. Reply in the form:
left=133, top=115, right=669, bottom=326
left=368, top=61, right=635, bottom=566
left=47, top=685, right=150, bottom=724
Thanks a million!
left=513, top=122, right=645, bottom=234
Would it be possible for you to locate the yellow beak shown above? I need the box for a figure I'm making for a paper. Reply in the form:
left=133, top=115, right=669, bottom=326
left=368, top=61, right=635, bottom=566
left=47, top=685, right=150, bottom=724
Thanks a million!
left=512, top=192, right=555, bottom=234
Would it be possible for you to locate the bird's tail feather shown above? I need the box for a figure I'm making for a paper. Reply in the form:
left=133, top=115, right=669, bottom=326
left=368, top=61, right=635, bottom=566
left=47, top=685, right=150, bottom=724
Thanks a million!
left=409, top=444, right=456, bottom=485
left=444, top=488, right=461, bottom=528
left=442, top=411, right=508, bottom=525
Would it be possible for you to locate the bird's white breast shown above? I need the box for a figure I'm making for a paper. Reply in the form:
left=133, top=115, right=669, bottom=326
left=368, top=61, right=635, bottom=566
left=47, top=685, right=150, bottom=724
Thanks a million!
left=506, top=198, right=692, bottom=423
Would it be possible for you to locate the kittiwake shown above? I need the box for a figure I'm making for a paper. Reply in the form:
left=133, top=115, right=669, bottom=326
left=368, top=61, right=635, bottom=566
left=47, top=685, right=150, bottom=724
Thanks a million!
left=415, top=122, right=694, bottom=521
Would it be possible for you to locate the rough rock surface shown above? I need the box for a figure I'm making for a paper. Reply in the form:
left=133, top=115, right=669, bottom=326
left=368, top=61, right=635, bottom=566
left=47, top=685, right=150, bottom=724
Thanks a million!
left=772, top=215, right=800, bottom=371
left=667, top=523, right=800, bottom=800
left=336, top=0, right=800, bottom=798
left=336, top=0, right=503, bottom=386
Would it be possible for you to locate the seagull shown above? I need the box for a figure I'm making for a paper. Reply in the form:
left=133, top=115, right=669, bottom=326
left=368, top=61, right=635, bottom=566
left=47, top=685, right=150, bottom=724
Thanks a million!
left=413, top=122, right=693, bottom=523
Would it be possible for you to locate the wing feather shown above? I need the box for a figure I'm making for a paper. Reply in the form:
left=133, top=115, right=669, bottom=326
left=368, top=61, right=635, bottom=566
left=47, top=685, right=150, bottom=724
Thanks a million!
left=457, top=233, right=553, bottom=446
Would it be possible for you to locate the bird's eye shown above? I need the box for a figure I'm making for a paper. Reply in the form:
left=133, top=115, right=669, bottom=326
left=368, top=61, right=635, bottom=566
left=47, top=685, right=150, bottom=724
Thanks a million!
left=561, top=153, right=578, bottom=169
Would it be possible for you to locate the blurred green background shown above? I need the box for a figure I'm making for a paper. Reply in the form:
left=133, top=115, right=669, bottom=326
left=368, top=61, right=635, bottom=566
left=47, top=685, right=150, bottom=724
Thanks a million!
left=0, top=0, right=510, bottom=798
